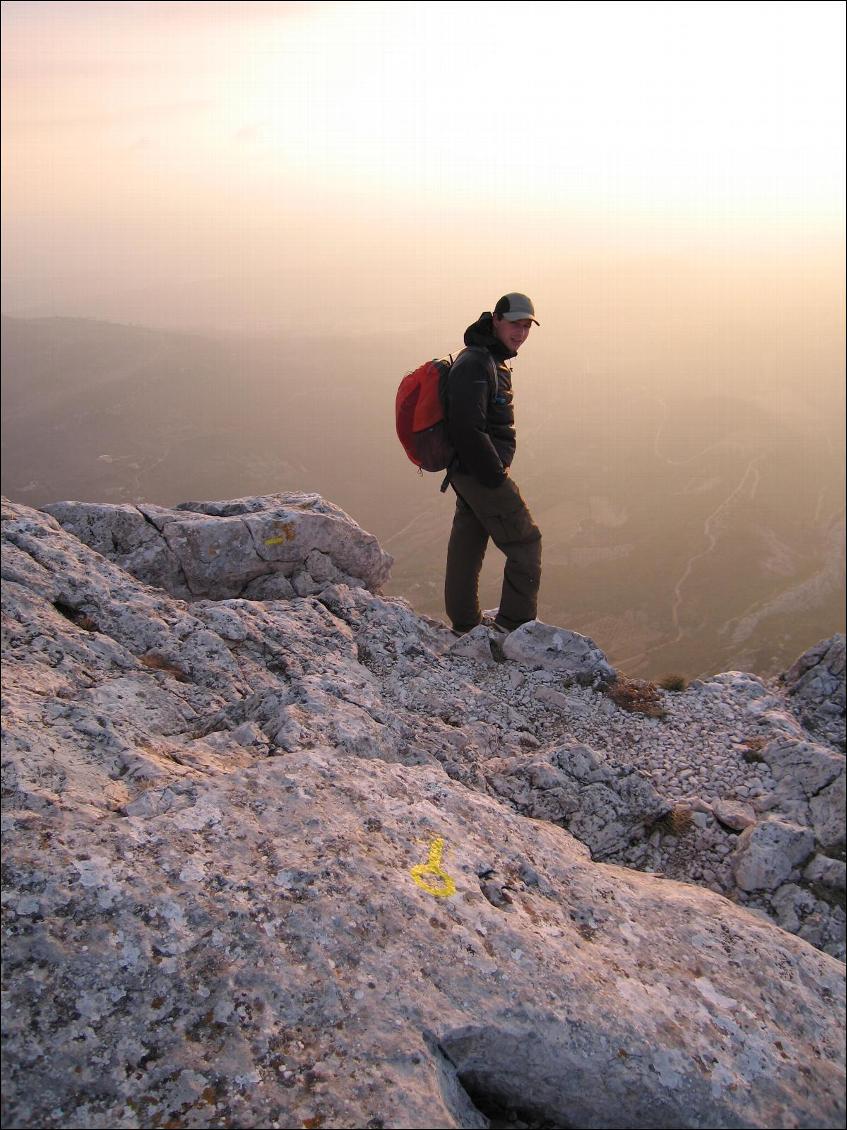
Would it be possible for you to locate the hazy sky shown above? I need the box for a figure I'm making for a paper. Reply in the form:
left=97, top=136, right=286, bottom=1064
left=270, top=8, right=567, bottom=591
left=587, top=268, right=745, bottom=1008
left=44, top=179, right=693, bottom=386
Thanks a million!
left=2, top=0, right=845, bottom=336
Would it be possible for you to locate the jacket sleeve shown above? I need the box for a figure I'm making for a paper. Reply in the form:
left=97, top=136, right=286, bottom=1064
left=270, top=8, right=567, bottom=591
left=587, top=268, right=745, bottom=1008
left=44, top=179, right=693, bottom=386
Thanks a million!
left=445, top=353, right=506, bottom=487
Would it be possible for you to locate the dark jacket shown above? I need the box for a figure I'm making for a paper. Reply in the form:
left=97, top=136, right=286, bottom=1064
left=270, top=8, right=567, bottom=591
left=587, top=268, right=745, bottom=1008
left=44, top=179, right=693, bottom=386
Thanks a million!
left=445, top=312, right=516, bottom=488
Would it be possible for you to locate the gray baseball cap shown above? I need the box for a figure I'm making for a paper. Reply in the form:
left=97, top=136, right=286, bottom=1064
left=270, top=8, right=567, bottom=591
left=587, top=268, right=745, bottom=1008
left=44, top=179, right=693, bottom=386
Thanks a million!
left=494, top=293, right=540, bottom=326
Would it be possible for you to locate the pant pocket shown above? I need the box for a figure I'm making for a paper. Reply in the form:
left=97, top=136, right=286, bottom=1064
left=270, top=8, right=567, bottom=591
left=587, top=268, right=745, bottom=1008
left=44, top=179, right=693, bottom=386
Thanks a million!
left=483, top=484, right=540, bottom=546
left=491, top=504, right=541, bottom=546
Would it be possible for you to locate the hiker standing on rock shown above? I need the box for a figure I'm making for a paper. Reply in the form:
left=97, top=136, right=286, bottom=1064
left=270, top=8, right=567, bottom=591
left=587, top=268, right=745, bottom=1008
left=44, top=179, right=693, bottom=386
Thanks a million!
left=443, top=293, right=542, bottom=636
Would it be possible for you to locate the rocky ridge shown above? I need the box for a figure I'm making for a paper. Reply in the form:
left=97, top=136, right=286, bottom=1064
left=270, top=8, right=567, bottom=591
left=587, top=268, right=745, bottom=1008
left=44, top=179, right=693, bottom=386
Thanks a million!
left=1, top=493, right=845, bottom=1130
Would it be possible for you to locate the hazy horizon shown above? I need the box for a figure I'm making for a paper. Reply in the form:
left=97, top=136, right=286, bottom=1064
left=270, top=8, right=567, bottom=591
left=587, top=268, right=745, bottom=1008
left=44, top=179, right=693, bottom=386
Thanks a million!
left=3, top=1, right=845, bottom=336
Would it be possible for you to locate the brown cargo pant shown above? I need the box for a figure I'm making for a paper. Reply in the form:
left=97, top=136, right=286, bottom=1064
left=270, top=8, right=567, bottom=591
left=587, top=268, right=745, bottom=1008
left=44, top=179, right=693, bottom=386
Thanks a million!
left=445, top=471, right=542, bottom=633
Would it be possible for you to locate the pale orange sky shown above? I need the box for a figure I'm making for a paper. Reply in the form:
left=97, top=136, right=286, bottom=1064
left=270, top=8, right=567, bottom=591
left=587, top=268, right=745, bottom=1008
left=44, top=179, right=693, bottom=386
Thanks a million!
left=2, top=0, right=845, bottom=336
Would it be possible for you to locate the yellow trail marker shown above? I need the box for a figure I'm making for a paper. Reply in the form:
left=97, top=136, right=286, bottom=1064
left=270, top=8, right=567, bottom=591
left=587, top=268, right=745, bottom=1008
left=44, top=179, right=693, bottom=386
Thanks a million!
left=264, top=522, right=296, bottom=546
left=410, top=837, right=456, bottom=899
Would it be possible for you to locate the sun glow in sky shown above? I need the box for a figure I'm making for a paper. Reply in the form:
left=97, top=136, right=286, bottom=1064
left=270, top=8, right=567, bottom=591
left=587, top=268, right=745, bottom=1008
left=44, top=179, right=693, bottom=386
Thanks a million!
left=235, top=0, right=845, bottom=214
left=1, top=0, right=844, bottom=334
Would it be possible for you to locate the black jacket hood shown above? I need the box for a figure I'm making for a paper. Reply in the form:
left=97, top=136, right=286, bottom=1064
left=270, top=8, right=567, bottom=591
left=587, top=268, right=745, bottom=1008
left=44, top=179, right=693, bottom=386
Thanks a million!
left=463, top=311, right=516, bottom=362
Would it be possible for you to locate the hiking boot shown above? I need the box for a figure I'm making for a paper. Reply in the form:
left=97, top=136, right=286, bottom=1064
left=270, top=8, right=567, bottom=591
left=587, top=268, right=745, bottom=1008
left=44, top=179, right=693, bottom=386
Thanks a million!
left=480, top=608, right=513, bottom=635
left=481, top=616, right=510, bottom=636
left=449, top=617, right=511, bottom=645
left=451, top=615, right=501, bottom=637
left=450, top=622, right=478, bottom=638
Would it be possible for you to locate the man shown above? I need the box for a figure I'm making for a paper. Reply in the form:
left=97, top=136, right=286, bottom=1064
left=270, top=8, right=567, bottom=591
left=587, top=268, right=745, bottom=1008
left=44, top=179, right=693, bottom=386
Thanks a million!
left=443, top=292, right=542, bottom=635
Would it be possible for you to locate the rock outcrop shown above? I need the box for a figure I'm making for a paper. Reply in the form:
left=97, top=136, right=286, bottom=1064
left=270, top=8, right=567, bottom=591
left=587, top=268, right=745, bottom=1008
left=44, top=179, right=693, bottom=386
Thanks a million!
left=2, top=495, right=845, bottom=1130
left=780, top=632, right=846, bottom=750
left=42, top=493, right=393, bottom=601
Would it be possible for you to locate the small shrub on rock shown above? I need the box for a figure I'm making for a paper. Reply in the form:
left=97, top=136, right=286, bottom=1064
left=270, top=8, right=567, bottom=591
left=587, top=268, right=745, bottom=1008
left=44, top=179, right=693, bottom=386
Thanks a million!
left=741, top=737, right=768, bottom=763
left=605, top=675, right=667, bottom=718
left=650, top=805, right=695, bottom=837
left=658, top=673, right=687, bottom=692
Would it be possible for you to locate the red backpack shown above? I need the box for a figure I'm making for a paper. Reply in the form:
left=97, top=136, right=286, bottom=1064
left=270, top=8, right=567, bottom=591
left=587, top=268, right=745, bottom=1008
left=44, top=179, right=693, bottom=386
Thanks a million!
left=395, top=348, right=497, bottom=483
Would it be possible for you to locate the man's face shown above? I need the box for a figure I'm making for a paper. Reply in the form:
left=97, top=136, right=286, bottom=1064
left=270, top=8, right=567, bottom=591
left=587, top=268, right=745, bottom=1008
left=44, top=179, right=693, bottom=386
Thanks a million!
left=493, top=316, right=533, bottom=353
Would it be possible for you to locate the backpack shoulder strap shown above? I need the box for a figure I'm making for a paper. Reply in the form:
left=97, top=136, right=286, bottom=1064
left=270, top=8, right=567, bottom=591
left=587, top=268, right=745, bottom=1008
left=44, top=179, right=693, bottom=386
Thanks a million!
left=452, top=346, right=498, bottom=399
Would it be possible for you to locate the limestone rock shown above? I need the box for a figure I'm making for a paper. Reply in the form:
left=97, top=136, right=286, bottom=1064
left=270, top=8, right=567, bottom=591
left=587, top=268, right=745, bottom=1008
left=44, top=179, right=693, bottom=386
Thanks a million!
left=781, top=633, right=846, bottom=749
left=532, top=685, right=572, bottom=712
left=446, top=624, right=499, bottom=664
left=2, top=495, right=846, bottom=1129
left=763, top=736, right=844, bottom=797
left=770, top=882, right=846, bottom=953
left=486, top=739, right=667, bottom=859
left=42, top=492, right=393, bottom=600
left=501, top=620, right=616, bottom=686
left=733, top=819, right=816, bottom=892
left=4, top=746, right=844, bottom=1130
left=805, top=854, right=847, bottom=893
left=712, top=799, right=757, bottom=831
left=809, top=775, right=847, bottom=854
left=761, top=737, right=846, bottom=854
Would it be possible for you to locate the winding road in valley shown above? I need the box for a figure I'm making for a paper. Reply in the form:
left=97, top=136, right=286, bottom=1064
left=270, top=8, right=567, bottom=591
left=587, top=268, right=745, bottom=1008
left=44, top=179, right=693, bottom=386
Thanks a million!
left=616, top=391, right=766, bottom=671
left=666, top=454, right=763, bottom=642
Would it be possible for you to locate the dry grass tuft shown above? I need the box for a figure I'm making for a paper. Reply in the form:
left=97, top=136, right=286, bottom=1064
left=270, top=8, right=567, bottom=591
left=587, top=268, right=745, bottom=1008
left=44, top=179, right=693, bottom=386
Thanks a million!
left=650, top=805, right=695, bottom=837
left=658, top=673, right=688, bottom=692
left=605, top=675, right=667, bottom=718
left=741, top=736, right=768, bottom=763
